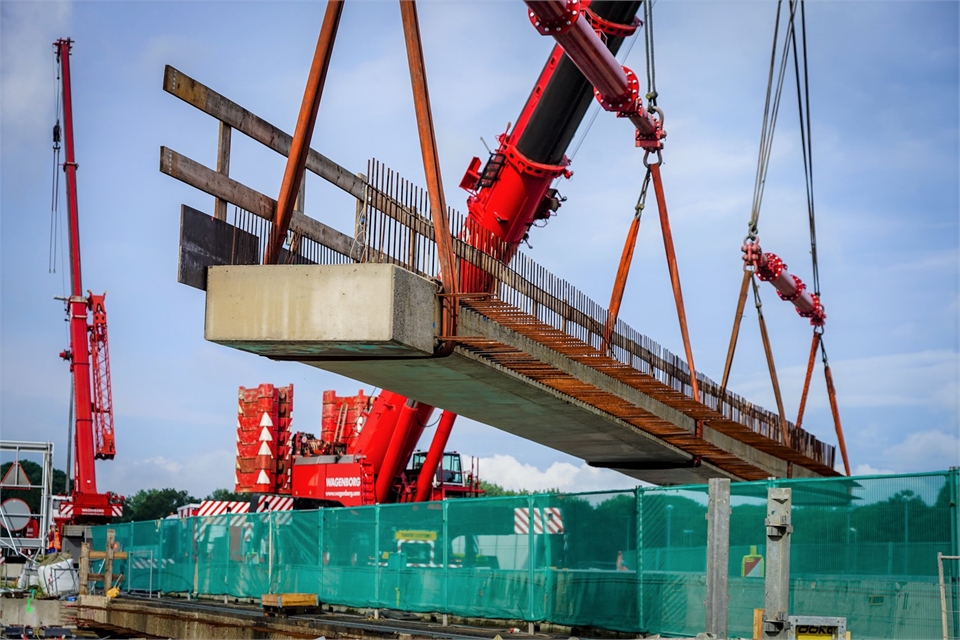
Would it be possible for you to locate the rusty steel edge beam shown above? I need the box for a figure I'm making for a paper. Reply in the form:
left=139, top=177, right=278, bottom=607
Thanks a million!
left=159, top=146, right=356, bottom=258
left=163, top=65, right=365, bottom=200
left=461, top=299, right=837, bottom=475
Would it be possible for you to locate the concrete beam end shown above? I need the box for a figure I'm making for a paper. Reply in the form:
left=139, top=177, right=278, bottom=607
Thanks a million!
left=204, top=264, right=440, bottom=357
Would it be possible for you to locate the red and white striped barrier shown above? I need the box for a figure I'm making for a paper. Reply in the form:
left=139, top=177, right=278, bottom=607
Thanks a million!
left=257, top=495, right=294, bottom=512
left=513, top=507, right=564, bottom=534
left=196, top=500, right=250, bottom=517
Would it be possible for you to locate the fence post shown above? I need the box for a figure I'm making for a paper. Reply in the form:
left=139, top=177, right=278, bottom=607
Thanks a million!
left=705, top=478, right=731, bottom=638
left=268, top=511, right=275, bottom=592
left=636, top=486, right=644, bottom=632
left=104, top=528, right=115, bottom=593
left=318, top=510, right=324, bottom=602
left=528, top=496, right=536, bottom=625
left=950, top=468, right=959, bottom=637
left=763, top=487, right=792, bottom=639
left=442, top=501, right=449, bottom=620
left=374, top=504, right=381, bottom=608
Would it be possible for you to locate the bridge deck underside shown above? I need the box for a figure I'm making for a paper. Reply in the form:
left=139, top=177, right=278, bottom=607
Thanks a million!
left=203, top=264, right=837, bottom=484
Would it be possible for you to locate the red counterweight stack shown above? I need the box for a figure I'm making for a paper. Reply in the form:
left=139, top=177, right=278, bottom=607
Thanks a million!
left=275, top=385, right=294, bottom=493
left=320, top=390, right=369, bottom=452
left=235, top=384, right=293, bottom=494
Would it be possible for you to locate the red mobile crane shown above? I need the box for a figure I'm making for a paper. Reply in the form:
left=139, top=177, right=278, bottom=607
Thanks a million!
left=52, top=39, right=123, bottom=525
left=239, top=1, right=648, bottom=510
left=234, top=385, right=479, bottom=508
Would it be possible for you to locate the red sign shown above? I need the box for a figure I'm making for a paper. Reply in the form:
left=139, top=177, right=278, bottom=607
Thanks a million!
left=292, top=461, right=365, bottom=507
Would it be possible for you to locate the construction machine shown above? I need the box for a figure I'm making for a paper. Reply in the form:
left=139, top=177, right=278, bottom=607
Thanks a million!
left=51, top=39, right=123, bottom=528
left=233, top=385, right=480, bottom=510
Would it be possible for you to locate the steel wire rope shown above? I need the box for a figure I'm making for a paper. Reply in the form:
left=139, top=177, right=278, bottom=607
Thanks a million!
left=643, top=0, right=657, bottom=107
left=795, top=0, right=821, bottom=298
left=721, top=0, right=799, bottom=392
left=49, top=68, right=62, bottom=275
left=748, top=0, right=800, bottom=239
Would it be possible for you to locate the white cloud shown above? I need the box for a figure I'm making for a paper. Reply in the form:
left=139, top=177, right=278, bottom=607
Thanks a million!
left=97, top=449, right=235, bottom=499
left=473, top=454, right=642, bottom=494
left=732, top=349, right=960, bottom=413
left=879, top=430, right=960, bottom=473
left=852, top=463, right=895, bottom=477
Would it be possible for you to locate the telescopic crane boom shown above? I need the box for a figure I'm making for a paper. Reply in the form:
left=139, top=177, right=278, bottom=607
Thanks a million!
left=54, top=38, right=122, bottom=524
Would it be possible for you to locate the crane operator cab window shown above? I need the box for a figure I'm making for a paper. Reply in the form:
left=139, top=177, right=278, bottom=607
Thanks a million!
left=408, top=452, right=464, bottom=485
left=441, top=453, right=463, bottom=485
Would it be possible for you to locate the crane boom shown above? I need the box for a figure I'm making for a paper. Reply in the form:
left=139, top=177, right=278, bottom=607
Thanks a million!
left=54, top=38, right=121, bottom=524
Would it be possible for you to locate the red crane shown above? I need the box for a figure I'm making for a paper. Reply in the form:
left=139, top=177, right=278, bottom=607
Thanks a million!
left=250, top=1, right=648, bottom=507
left=53, top=38, right=122, bottom=525
left=233, top=385, right=478, bottom=508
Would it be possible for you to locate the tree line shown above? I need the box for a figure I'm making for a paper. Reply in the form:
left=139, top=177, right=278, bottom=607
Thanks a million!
left=0, top=461, right=245, bottom=524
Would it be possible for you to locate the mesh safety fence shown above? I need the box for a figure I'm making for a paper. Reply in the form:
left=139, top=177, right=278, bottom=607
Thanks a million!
left=93, top=470, right=958, bottom=638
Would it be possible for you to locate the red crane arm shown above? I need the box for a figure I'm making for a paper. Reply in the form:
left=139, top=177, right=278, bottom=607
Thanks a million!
left=346, top=2, right=645, bottom=499
left=56, top=38, right=99, bottom=496
left=743, top=240, right=826, bottom=326
left=524, top=0, right=661, bottom=147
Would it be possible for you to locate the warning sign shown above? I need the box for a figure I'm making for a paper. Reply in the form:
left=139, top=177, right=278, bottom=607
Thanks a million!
left=0, top=462, right=32, bottom=489
left=741, top=544, right=764, bottom=577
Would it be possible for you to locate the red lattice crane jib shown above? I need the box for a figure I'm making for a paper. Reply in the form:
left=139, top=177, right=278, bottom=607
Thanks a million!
left=88, top=293, right=116, bottom=459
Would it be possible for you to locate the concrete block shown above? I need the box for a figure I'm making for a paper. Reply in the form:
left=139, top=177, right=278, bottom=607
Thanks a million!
left=205, top=264, right=440, bottom=357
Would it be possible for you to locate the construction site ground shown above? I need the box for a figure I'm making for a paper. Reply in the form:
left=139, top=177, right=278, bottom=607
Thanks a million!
left=67, top=593, right=699, bottom=639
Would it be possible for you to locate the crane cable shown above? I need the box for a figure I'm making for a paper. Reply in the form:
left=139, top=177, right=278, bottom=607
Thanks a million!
left=49, top=52, right=64, bottom=278
left=643, top=0, right=657, bottom=108
left=720, top=0, right=798, bottom=393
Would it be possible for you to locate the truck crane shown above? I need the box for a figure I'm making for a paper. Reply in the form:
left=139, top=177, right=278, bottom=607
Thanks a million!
left=232, top=385, right=480, bottom=509
left=52, top=39, right=123, bottom=527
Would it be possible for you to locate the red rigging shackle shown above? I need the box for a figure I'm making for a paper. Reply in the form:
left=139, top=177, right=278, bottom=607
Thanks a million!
left=524, top=0, right=659, bottom=141
left=743, top=240, right=826, bottom=326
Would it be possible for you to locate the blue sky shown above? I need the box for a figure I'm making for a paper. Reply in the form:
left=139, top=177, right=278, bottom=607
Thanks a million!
left=1, top=1, right=957, bottom=498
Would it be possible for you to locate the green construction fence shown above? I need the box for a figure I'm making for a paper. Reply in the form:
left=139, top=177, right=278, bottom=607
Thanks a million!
left=92, top=469, right=960, bottom=638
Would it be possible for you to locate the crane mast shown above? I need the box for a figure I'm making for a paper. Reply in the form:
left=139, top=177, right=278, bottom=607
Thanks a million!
left=54, top=38, right=121, bottom=524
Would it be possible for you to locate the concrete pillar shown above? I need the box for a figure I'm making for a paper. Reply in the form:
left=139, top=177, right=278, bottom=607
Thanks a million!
left=763, top=487, right=792, bottom=638
left=705, top=478, right=731, bottom=638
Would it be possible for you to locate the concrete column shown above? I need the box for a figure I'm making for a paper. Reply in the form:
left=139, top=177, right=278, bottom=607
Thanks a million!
left=705, top=478, right=731, bottom=638
left=763, top=487, right=792, bottom=638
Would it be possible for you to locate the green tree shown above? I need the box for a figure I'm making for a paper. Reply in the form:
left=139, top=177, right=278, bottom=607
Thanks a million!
left=120, top=488, right=197, bottom=522
left=478, top=480, right=522, bottom=497
left=477, top=480, right=558, bottom=497
left=0, top=461, right=67, bottom=519
left=204, top=488, right=248, bottom=502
